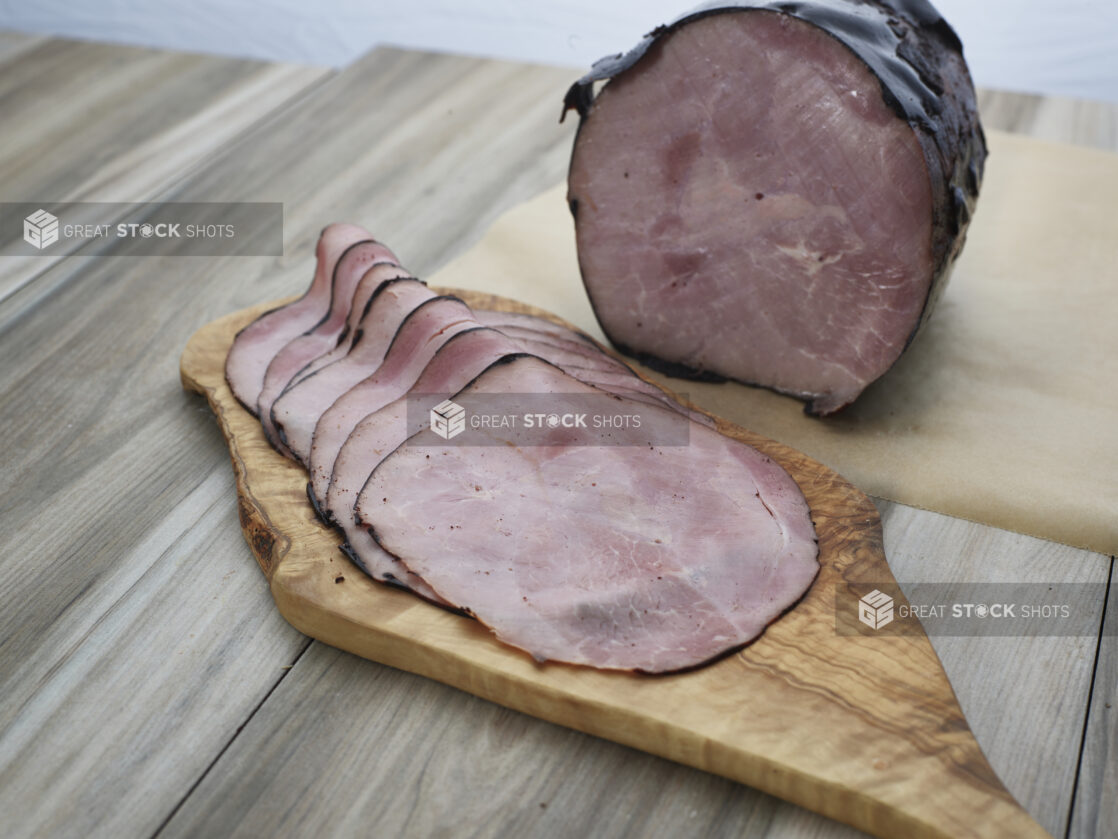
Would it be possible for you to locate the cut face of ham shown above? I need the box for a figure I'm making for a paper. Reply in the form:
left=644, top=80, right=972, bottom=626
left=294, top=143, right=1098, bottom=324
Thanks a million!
left=354, top=355, right=819, bottom=673
left=224, top=223, right=371, bottom=413
left=565, top=1, right=985, bottom=414
left=256, top=241, right=402, bottom=454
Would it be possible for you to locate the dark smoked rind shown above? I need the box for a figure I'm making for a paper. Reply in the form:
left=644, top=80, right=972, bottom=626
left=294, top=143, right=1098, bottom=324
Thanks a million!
left=564, top=0, right=986, bottom=414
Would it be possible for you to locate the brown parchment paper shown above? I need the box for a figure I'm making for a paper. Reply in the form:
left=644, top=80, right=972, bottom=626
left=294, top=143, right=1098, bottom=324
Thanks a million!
left=429, top=130, right=1118, bottom=555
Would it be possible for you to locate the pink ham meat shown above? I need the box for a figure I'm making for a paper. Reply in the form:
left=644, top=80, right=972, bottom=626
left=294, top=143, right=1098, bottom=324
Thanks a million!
left=319, top=324, right=696, bottom=600
left=220, top=228, right=822, bottom=670
left=354, top=355, right=819, bottom=673
left=324, top=329, right=525, bottom=602
left=285, top=263, right=414, bottom=390
left=564, top=0, right=986, bottom=414
left=272, top=281, right=441, bottom=464
left=481, top=322, right=709, bottom=423
left=257, top=242, right=404, bottom=454
left=308, top=310, right=705, bottom=519
left=473, top=310, right=599, bottom=348
left=225, top=223, right=371, bottom=413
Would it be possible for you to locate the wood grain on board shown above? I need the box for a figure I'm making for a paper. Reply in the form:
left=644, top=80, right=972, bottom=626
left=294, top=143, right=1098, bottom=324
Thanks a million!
left=0, top=35, right=1112, bottom=839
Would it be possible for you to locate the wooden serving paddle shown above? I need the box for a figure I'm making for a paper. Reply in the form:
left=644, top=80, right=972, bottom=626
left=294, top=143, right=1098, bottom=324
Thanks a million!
left=180, top=289, right=1049, bottom=839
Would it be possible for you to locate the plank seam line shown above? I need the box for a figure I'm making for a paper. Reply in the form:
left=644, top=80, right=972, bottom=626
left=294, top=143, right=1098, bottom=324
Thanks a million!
left=1063, top=554, right=1114, bottom=839
left=147, top=636, right=315, bottom=838
left=0, top=63, right=337, bottom=339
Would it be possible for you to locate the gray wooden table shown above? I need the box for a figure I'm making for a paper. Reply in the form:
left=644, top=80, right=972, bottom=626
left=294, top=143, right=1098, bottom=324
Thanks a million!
left=0, top=31, right=1113, bottom=839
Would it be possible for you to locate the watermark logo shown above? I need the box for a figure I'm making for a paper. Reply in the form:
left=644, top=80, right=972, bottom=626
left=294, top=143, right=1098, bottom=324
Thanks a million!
left=5, top=202, right=283, bottom=255
left=407, top=392, right=691, bottom=447
left=430, top=399, right=466, bottom=440
left=858, top=589, right=894, bottom=630
left=23, top=209, right=59, bottom=250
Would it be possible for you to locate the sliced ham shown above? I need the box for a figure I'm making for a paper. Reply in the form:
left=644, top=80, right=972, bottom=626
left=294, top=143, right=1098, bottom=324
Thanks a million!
left=474, top=310, right=598, bottom=349
left=225, top=223, right=371, bottom=413
left=223, top=230, right=820, bottom=671
left=319, top=325, right=649, bottom=595
left=325, top=329, right=524, bottom=602
left=308, top=310, right=704, bottom=519
left=354, top=354, right=819, bottom=672
left=564, top=1, right=986, bottom=414
left=272, top=281, right=440, bottom=464
left=285, top=263, right=414, bottom=390
left=256, top=241, right=402, bottom=454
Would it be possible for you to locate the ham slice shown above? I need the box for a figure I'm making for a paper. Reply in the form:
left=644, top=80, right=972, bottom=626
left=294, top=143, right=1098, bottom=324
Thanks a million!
left=325, top=329, right=523, bottom=602
left=257, top=241, right=402, bottom=453
left=285, top=263, right=415, bottom=390
left=272, top=281, right=440, bottom=464
left=225, top=223, right=371, bottom=413
left=354, top=355, right=819, bottom=672
left=564, top=1, right=986, bottom=414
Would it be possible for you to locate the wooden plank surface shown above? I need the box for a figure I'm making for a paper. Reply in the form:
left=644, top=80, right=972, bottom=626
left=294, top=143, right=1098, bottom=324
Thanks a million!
left=0, top=38, right=1113, bottom=839
left=0, top=46, right=586, bottom=839
left=875, top=502, right=1110, bottom=837
left=0, top=30, right=45, bottom=63
left=976, top=88, right=1118, bottom=152
left=1070, top=570, right=1116, bottom=839
left=0, top=31, right=330, bottom=305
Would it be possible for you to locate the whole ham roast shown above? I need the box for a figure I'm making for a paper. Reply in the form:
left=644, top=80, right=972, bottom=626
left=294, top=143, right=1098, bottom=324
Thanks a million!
left=564, top=0, right=986, bottom=414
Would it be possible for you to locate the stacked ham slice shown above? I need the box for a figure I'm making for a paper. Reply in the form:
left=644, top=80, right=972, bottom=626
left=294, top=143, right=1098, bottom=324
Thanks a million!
left=225, top=225, right=820, bottom=672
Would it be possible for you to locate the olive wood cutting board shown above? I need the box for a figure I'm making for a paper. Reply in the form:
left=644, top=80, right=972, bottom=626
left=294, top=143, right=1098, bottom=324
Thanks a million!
left=180, top=289, right=1049, bottom=839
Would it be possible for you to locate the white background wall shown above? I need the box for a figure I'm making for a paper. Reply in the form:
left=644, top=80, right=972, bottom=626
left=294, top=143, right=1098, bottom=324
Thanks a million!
left=1, top=0, right=1116, bottom=103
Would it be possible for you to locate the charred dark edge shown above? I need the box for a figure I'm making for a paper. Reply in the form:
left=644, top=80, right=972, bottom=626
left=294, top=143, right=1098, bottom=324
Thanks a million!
left=279, top=294, right=472, bottom=448
left=335, top=326, right=520, bottom=528
left=347, top=275, right=427, bottom=346
left=279, top=287, right=454, bottom=405
left=610, top=333, right=840, bottom=416
left=274, top=417, right=294, bottom=457
left=610, top=337, right=729, bottom=383
left=306, top=480, right=330, bottom=524
left=353, top=349, right=536, bottom=510
left=339, top=276, right=422, bottom=351
left=229, top=384, right=262, bottom=417
left=491, top=323, right=634, bottom=373
left=345, top=534, right=470, bottom=616
left=564, top=0, right=986, bottom=413
left=633, top=552, right=821, bottom=675
left=478, top=306, right=602, bottom=350
left=562, top=1, right=974, bottom=144
left=231, top=253, right=406, bottom=426
left=305, top=242, right=395, bottom=337
left=270, top=277, right=432, bottom=450
left=381, top=295, right=473, bottom=358
left=289, top=274, right=423, bottom=385
left=353, top=350, right=541, bottom=532
left=320, top=323, right=508, bottom=523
